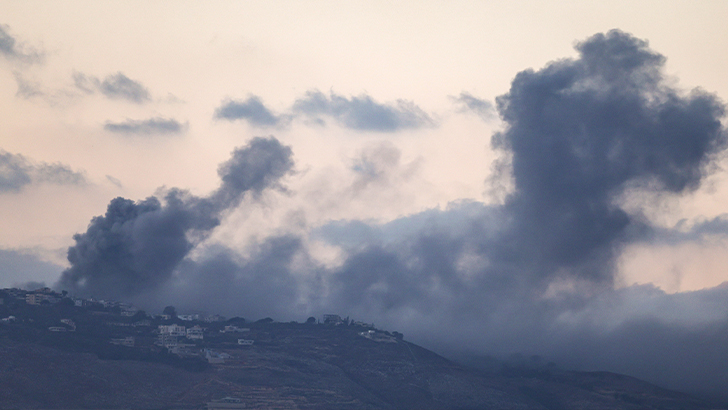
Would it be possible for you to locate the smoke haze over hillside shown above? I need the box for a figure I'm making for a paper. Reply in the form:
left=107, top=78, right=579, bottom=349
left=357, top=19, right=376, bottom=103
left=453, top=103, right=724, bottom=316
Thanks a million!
left=44, top=30, right=728, bottom=399
left=2, top=6, right=728, bottom=401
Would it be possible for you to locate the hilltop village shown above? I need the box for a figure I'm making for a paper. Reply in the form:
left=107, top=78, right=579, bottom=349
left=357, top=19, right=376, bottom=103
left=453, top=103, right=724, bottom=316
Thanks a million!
left=1, top=287, right=721, bottom=410
left=0, top=286, right=403, bottom=370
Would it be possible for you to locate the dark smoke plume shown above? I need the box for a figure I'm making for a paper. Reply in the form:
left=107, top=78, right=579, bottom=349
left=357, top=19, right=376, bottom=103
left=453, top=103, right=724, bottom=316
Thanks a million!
left=57, top=137, right=293, bottom=299
left=294, top=30, right=727, bottom=398
left=494, top=29, right=725, bottom=285
left=314, top=30, right=726, bottom=321
left=54, top=30, right=728, bottom=400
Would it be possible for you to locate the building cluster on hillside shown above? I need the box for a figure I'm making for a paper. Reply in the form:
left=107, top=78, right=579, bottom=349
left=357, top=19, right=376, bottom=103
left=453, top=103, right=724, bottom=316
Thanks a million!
left=156, top=324, right=207, bottom=348
left=358, top=329, right=396, bottom=343
left=110, top=336, right=135, bottom=347
left=206, top=396, right=245, bottom=410
left=2, top=287, right=401, bottom=364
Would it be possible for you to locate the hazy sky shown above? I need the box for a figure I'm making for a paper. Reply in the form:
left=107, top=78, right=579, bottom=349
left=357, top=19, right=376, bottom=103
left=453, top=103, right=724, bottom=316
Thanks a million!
left=3, top=1, right=728, bottom=399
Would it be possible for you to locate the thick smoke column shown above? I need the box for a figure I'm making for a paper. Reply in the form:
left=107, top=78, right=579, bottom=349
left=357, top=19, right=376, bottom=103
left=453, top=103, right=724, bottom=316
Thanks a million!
left=153, top=30, right=727, bottom=331
left=57, top=137, right=293, bottom=299
left=304, top=31, right=728, bottom=396
left=323, top=30, right=727, bottom=318
left=52, top=30, right=728, bottom=400
left=495, top=29, right=725, bottom=284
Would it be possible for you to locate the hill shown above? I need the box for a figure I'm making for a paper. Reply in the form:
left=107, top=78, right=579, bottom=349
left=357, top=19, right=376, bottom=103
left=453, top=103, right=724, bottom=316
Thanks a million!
left=0, top=289, right=722, bottom=409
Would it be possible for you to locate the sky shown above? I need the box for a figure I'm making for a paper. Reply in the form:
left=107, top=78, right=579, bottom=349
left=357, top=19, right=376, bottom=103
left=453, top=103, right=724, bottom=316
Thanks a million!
left=2, top=0, right=728, bottom=401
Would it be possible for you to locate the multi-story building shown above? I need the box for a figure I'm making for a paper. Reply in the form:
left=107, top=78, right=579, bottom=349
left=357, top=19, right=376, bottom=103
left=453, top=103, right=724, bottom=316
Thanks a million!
left=186, top=325, right=204, bottom=340
left=158, top=324, right=186, bottom=337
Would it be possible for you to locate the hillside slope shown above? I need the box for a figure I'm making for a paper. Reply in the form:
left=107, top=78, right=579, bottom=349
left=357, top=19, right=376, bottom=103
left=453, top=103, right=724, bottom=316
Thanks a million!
left=0, top=323, right=720, bottom=409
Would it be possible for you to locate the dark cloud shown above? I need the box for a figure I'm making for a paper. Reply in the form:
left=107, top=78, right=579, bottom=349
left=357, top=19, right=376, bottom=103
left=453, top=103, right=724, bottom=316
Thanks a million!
left=0, top=25, right=42, bottom=64
left=292, top=90, right=434, bottom=132
left=0, top=151, right=87, bottom=193
left=104, top=117, right=187, bottom=135
left=57, top=137, right=294, bottom=300
left=214, top=96, right=284, bottom=127
left=72, top=72, right=150, bottom=103
left=451, top=92, right=495, bottom=120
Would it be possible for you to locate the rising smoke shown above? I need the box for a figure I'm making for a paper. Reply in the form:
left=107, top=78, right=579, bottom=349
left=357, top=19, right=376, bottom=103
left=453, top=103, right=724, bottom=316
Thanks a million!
left=56, top=30, right=728, bottom=399
left=57, top=137, right=294, bottom=299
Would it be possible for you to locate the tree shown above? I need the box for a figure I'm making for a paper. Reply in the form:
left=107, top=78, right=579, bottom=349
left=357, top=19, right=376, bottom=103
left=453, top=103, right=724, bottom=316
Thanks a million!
left=163, top=306, right=177, bottom=317
left=131, top=310, right=147, bottom=321
left=58, top=298, right=74, bottom=307
left=306, top=316, right=316, bottom=324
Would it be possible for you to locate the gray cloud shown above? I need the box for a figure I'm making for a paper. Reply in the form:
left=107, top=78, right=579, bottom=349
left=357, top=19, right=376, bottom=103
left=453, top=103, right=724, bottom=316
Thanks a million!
left=214, top=96, right=285, bottom=127
left=73, top=72, right=150, bottom=103
left=105, top=175, right=123, bottom=188
left=99, top=73, right=150, bottom=102
left=72, top=72, right=96, bottom=94
left=13, top=72, right=43, bottom=98
left=214, top=91, right=434, bottom=132
left=0, top=151, right=87, bottom=193
left=351, top=142, right=403, bottom=189
left=292, top=90, right=434, bottom=131
left=451, top=92, right=496, bottom=120
left=643, top=214, right=728, bottom=245
left=0, top=24, right=43, bottom=64
left=104, top=117, right=187, bottom=135
left=57, top=137, right=294, bottom=300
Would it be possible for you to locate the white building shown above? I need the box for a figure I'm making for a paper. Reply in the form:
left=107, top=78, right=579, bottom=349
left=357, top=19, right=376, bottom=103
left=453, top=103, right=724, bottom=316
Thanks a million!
left=110, top=336, right=135, bottom=347
left=158, top=324, right=186, bottom=336
left=207, top=397, right=245, bottom=409
left=157, top=334, right=178, bottom=348
left=221, top=325, right=249, bottom=333
left=186, top=325, right=204, bottom=340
